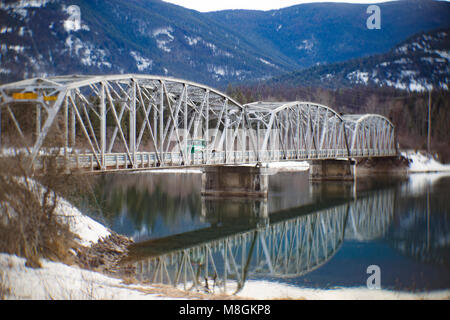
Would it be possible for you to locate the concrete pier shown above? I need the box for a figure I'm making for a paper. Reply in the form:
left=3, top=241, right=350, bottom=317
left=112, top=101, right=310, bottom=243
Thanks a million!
left=201, top=165, right=270, bottom=198
left=309, top=159, right=355, bottom=181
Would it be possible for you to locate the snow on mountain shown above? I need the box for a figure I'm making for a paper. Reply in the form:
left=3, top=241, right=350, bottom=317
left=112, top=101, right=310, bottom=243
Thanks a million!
left=271, top=28, right=449, bottom=92
left=0, top=0, right=286, bottom=86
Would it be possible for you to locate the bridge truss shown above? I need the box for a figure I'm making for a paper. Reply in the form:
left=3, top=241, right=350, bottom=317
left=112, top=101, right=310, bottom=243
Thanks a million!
left=0, top=74, right=397, bottom=170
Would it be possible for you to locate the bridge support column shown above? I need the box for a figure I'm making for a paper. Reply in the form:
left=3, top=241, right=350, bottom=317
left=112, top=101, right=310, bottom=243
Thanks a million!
left=309, top=159, right=355, bottom=181
left=201, top=165, right=270, bottom=198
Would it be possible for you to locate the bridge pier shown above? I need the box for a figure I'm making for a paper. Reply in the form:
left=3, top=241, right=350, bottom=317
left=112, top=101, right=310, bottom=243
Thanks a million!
left=309, top=159, right=355, bottom=181
left=201, top=165, right=270, bottom=198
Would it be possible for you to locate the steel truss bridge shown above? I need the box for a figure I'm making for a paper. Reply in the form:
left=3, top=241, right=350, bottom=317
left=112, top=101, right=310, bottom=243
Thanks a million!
left=130, top=189, right=395, bottom=294
left=0, top=75, right=397, bottom=170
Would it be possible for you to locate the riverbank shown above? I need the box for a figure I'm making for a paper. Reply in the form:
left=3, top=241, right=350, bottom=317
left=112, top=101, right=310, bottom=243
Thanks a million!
left=0, top=197, right=237, bottom=300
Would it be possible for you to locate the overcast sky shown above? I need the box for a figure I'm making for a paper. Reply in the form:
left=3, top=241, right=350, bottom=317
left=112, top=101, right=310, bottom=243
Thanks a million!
left=162, top=0, right=400, bottom=12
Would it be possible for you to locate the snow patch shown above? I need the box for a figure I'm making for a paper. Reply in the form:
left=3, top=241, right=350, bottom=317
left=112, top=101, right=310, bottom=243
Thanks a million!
left=64, top=36, right=111, bottom=68
left=401, top=150, right=450, bottom=173
left=395, top=45, right=408, bottom=54
left=0, top=253, right=171, bottom=300
left=258, top=58, right=275, bottom=67
left=434, top=50, right=450, bottom=61
left=153, top=27, right=174, bottom=52
left=130, top=51, right=153, bottom=71
left=63, top=5, right=90, bottom=33
left=400, top=70, right=417, bottom=78
left=212, top=66, right=225, bottom=76
left=237, top=280, right=450, bottom=300
left=202, top=41, right=232, bottom=57
left=185, top=35, right=201, bottom=46
left=347, top=70, right=369, bottom=84
left=393, top=58, right=410, bottom=64
left=56, top=197, right=111, bottom=247
left=296, top=40, right=313, bottom=51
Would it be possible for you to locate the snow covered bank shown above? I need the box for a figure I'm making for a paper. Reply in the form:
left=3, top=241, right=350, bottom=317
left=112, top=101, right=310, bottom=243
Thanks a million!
left=236, top=280, right=450, bottom=300
left=0, top=253, right=166, bottom=300
left=1, top=195, right=182, bottom=300
left=402, top=150, right=450, bottom=173
left=56, top=197, right=111, bottom=247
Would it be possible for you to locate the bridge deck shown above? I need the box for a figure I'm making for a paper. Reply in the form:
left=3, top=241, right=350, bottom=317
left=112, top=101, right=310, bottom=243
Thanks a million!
left=42, top=149, right=396, bottom=172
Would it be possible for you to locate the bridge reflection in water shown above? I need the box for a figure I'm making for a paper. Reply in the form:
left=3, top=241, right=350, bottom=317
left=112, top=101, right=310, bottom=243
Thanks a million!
left=125, top=185, right=395, bottom=295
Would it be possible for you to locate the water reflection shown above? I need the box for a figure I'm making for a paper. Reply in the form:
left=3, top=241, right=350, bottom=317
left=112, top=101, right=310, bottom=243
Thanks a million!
left=121, top=180, right=398, bottom=294
left=90, top=171, right=450, bottom=293
left=92, top=172, right=204, bottom=239
left=388, top=176, right=450, bottom=266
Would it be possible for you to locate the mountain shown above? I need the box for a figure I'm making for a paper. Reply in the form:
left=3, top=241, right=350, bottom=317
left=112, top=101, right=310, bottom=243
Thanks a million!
left=0, top=0, right=289, bottom=85
left=269, top=28, right=450, bottom=91
left=0, top=0, right=449, bottom=87
left=205, top=0, right=450, bottom=70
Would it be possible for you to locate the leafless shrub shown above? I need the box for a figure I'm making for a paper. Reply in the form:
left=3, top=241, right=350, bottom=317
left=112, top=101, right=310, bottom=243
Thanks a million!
left=0, top=149, right=90, bottom=268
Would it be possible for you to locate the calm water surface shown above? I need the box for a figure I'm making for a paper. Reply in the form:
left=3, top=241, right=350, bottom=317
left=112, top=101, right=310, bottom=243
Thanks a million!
left=87, top=170, right=450, bottom=293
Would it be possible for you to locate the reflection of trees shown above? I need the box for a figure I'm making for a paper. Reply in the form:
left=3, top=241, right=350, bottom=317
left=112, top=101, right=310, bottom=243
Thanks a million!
left=90, top=173, right=203, bottom=234
left=387, top=188, right=450, bottom=266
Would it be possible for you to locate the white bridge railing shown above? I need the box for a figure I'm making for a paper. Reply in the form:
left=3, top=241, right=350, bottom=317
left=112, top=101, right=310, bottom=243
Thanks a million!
left=53, top=147, right=397, bottom=171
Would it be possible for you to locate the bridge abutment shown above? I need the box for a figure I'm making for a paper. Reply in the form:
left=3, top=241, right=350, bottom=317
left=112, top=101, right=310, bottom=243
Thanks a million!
left=354, top=156, right=408, bottom=177
left=309, top=159, right=356, bottom=181
left=201, top=165, right=270, bottom=198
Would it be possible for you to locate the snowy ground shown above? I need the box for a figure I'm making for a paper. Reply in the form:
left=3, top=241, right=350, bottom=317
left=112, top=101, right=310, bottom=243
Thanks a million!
left=1, top=151, right=449, bottom=300
left=0, top=196, right=173, bottom=300
left=401, top=150, right=450, bottom=172
left=0, top=253, right=168, bottom=300
left=236, top=280, right=450, bottom=300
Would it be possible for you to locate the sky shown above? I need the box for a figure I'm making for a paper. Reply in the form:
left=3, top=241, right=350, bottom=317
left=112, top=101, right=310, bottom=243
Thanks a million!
left=162, top=0, right=399, bottom=12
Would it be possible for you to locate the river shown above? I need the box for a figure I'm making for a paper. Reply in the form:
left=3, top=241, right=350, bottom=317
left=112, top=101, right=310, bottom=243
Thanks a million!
left=84, top=170, right=450, bottom=295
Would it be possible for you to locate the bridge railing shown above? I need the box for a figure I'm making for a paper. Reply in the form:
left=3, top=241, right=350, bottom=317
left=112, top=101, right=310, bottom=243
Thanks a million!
left=42, top=145, right=397, bottom=171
